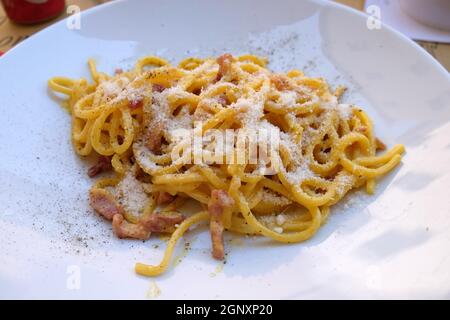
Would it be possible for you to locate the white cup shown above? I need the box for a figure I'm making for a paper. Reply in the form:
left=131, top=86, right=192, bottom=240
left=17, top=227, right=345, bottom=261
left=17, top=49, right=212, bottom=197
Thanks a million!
left=399, top=0, right=450, bottom=31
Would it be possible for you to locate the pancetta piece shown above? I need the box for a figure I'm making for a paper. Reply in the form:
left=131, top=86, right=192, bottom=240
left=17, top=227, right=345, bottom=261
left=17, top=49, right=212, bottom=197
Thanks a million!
left=208, top=190, right=234, bottom=260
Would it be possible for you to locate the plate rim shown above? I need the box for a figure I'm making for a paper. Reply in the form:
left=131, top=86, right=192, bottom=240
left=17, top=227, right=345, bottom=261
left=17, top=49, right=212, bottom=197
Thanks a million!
left=0, top=0, right=449, bottom=81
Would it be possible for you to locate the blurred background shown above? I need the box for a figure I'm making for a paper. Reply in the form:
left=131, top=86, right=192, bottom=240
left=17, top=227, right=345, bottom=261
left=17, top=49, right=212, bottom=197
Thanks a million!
left=0, top=0, right=449, bottom=71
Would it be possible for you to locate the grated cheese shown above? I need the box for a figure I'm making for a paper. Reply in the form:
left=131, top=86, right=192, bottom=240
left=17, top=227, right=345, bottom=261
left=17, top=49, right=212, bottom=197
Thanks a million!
left=115, top=170, right=149, bottom=216
left=273, top=227, right=283, bottom=234
left=276, top=214, right=286, bottom=226
left=261, top=189, right=291, bottom=206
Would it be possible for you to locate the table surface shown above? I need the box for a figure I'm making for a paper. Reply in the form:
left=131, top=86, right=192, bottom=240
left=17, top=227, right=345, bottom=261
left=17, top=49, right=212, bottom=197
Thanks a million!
left=0, top=0, right=449, bottom=71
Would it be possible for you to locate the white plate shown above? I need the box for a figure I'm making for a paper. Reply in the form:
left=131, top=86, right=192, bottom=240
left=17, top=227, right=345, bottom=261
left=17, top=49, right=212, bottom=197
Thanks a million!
left=0, top=0, right=449, bottom=299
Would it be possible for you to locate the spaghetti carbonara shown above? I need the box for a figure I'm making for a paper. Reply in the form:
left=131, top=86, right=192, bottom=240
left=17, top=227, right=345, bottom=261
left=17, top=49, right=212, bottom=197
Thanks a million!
left=48, top=54, right=404, bottom=276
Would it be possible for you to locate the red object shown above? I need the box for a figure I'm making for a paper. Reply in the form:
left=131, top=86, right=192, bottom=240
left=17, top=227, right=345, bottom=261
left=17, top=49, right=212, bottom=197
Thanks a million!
left=1, top=0, right=65, bottom=24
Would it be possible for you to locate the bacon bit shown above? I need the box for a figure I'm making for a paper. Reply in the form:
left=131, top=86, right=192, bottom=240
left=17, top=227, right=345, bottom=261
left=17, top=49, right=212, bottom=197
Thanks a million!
left=89, top=188, right=124, bottom=220
left=355, top=126, right=368, bottom=133
left=87, top=156, right=112, bottom=177
left=375, top=137, right=387, bottom=151
left=141, top=96, right=165, bottom=154
left=216, top=53, right=234, bottom=81
left=145, top=133, right=162, bottom=154
left=152, top=83, right=166, bottom=93
left=156, top=191, right=174, bottom=206
left=129, top=98, right=143, bottom=110
left=140, top=212, right=185, bottom=233
left=192, top=88, right=201, bottom=95
left=208, top=190, right=234, bottom=260
left=145, top=121, right=164, bottom=154
left=112, top=214, right=150, bottom=240
left=115, top=68, right=123, bottom=75
left=270, top=75, right=290, bottom=91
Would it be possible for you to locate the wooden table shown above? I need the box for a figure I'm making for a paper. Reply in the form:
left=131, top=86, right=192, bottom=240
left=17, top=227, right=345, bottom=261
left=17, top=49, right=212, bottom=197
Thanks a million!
left=0, top=0, right=449, bottom=71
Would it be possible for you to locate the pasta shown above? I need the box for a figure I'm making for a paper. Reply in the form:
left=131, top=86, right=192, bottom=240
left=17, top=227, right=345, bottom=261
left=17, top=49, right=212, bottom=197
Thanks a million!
left=48, top=54, right=404, bottom=276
